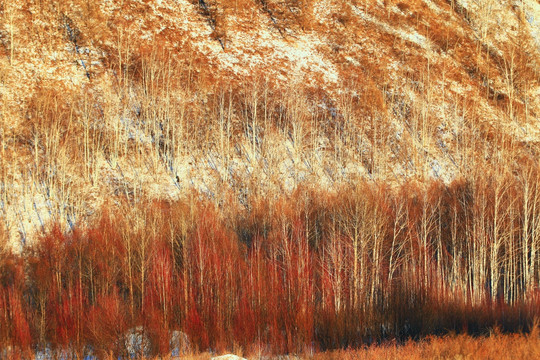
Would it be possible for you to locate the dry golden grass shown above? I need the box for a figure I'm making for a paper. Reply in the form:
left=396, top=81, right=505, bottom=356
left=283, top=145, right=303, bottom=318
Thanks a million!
left=311, top=331, right=540, bottom=360
left=3, top=333, right=540, bottom=359
left=81, top=331, right=540, bottom=359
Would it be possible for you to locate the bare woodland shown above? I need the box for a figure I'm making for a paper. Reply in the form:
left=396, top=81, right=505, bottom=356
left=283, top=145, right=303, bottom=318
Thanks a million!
left=0, top=0, right=539, bottom=358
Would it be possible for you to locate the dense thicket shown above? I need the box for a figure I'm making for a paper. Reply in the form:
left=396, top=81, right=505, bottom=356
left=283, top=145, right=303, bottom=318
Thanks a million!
left=0, top=174, right=539, bottom=357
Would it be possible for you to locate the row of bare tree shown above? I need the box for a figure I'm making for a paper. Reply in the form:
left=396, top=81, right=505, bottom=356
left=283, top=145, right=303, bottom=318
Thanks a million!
left=0, top=171, right=539, bottom=357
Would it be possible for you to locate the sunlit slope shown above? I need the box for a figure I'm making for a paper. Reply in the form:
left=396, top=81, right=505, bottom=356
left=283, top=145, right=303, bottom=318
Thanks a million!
left=0, top=0, right=539, bottom=245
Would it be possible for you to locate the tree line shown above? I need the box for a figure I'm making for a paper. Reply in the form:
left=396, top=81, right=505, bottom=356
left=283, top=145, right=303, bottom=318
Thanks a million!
left=0, top=172, right=539, bottom=357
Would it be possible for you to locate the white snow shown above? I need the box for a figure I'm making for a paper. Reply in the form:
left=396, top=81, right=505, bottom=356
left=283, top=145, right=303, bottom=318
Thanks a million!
left=212, top=355, right=247, bottom=360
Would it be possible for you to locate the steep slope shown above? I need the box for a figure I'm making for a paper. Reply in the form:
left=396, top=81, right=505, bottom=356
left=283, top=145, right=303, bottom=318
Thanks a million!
left=0, top=0, right=539, bottom=246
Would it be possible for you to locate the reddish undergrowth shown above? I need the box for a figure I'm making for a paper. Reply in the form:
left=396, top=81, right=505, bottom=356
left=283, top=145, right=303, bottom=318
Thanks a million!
left=0, top=176, right=540, bottom=357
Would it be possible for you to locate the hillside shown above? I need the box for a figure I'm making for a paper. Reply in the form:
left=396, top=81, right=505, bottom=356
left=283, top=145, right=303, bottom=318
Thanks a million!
left=0, top=0, right=538, bottom=245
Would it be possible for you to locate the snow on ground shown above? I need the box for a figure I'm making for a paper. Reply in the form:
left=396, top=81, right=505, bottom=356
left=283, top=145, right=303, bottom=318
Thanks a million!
left=211, top=355, right=247, bottom=360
